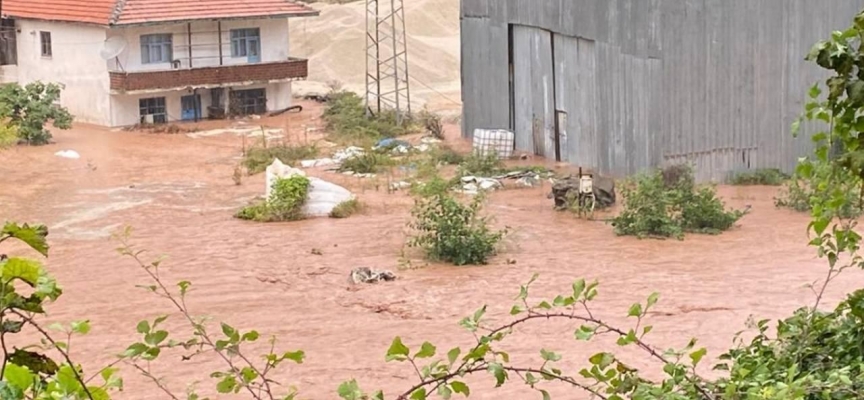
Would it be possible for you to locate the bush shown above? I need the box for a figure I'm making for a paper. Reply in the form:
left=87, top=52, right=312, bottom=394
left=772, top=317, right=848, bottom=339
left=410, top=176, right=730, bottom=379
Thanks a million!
left=457, top=151, right=504, bottom=177
left=418, top=109, right=444, bottom=139
left=0, top=82, right=73, bottom=145
left=408, top=194, right=506, bottom=265
left=329, top=199, right=362, bottom=218
left=775, top=162, right=863, bottom=218
left=235, top=175, right=310, bottom=222
left=729, top=168, right=789, bottom=186
left=337, top=151, right=394, bottom=174
left=243, top=144, right=318, bottom=175
left=323, top=91, right=413, bottom=143
left=0, top=124, right=18, bottom=148
left=410, top=174, right=455, bottom=198
left=612, top=165, right=745, bottom=239
left=429, top=145, right=465, bottom=165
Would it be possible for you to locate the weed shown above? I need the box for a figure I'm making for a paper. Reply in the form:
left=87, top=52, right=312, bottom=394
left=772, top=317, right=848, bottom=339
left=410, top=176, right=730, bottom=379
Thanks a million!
left=243, top=144, right=318, bottom=174
left=338, top=151, right=394, bottom=174
left=235, top=175, right=310, bottom=222
left=775, top=162, right=863, bottom=218
left=429, top=145, right=465, bottom=165
left=323, top=91, right=414, bottom=143
left=611, top=165, right=745, bottom=239
left=729, top=168, right=789, bottom=186
left=408, top=193, right=506, bottom=265
left=457, top=151, right=504, bottom=177
left=418, top=109, right=445, bottom=139
left=0, top=124, right=18, bottom=148
left=410, top=174, right=455, bottom=198
left=329, top=199, right=363, bottom=218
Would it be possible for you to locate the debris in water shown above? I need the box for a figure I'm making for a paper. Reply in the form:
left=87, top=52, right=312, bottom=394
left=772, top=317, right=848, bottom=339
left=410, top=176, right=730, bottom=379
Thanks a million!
left=349, top=267, right=396, bottom=284
left=333, top=146, right=365, bottom=162
left=458, top=176, right=502, bottom=194
left=55, top=150, right=80, bottom=159
left=389, top=181, right=412, bottom=191
left=300, top=158, right=337, bottom=168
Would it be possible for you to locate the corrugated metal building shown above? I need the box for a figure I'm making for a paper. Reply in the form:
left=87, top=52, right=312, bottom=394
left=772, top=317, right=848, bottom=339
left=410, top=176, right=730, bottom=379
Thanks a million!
left=460, top=0, right=864, bottom=181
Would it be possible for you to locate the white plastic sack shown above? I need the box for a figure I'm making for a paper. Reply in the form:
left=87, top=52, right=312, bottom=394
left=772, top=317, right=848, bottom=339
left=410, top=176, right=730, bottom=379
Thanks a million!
left=303, top=178, right=354, bottom=217
left=55, top=150, right=80, bottom=159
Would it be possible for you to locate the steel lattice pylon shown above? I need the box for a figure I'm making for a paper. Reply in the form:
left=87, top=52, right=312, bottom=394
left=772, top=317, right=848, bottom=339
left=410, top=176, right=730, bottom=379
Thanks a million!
left=365, top=0, right=411, bottom=125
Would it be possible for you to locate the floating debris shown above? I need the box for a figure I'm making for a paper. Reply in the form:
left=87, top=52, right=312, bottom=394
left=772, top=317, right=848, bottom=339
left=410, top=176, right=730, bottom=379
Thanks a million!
left=55, top=150, right=81, bottom=159
left=349, top=267, right=397, bottom=284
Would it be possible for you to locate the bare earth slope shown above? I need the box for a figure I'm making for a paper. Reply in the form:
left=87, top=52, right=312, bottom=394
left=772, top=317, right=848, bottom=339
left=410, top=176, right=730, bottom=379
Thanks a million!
left=289, top=0, right=462, bottom=114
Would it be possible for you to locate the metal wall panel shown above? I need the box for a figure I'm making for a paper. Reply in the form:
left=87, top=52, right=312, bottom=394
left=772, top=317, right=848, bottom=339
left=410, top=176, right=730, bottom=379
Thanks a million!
left=461, top=0, right=864, bottom=181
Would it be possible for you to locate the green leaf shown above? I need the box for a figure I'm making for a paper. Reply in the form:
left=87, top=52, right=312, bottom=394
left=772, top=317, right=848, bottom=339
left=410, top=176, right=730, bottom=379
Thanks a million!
left=1, top=320, right=23, bottom=333
left=447, top=347, right=460, bottom=366
left=689, top=347, right=708, bottom=366
left=415, top=342, right=436, bottom=359
left=628, top=303, right=643, bottom=317
left=451, top=381, right=470, bottom=396
left=1, top=223, right=49, bottom=256
left=337, top=379, right=363, bottom=400
left=178, top=280, right=191, bottom=296
left=216, top=376, right=237, bottom=394
left=143, top=346, right=161, bottom=361
left=136, top=320, right=150, bottom=334
left=487, top=362, right=507, bottom=387
left=438, top=385, right=452, bottom=400
left=575, top=325, right=595, bottom=341
left=221, top=323, right=238, bottom=339
left=87, top=387, right=111, bottom=400
left=410, top=388, right=427, bottom=400
left=589, top=352, right=615, bottom=370
left=386, top=337, right=410, bottom=362
left=572, top=279, right=586, bottom=298
left=809, top=83, right=822, bottom=99
left=122, top=342, right=149, bottom=358
left=540, top=389, right=551, bottom=400
left=153, top=315, right=168, bottom=327
left=642, top=325, right=653, bottom=337
left=540, top=349, right=562, bottom=362
left=2, top=257, right=42, bottom=286
left=4, top=364, right=35, bottom=391
left=145, top=330, right=168, bottom=346
left=240, top=367, right=258, bottom=383
left=646, top=292, right=659, bottom=308
left=510, top=305, right=524, bottom=315
left=537, top=301, right=552, bottom=310
left=283, top=350, right=305, bottom=364
left=71, top=320, right=91, bottom=335
left=473, top=305, right=487, bottom=323
left=242, top=330, right=260, bottom=342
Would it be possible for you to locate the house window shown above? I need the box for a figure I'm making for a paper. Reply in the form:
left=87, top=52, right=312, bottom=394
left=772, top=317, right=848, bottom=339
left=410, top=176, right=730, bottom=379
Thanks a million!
left=230, top=28, right=260, bottom=58
left=140, top=34, right=172, bottom=64
left=139, top=97, right=167, bottom=124
left=229, top=88, right=266, bottom=116
left=40, top=31, right=51, bottom=57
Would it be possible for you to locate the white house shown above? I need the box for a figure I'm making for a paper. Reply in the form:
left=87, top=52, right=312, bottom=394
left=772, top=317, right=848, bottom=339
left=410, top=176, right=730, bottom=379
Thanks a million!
left=0, top=0, right=318, bottom=127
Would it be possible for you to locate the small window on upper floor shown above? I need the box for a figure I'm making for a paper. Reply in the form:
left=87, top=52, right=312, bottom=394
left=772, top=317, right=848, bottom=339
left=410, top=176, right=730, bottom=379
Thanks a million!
left=140, top=33, right=173, bottom=64
left=40, top=31, right=51, bottom=58
left=230, top=28, right=260, bottom=60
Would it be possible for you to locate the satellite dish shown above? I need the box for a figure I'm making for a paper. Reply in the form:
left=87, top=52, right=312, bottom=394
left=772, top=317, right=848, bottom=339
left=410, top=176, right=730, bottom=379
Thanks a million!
left=100, top=36, right=127, bottom=60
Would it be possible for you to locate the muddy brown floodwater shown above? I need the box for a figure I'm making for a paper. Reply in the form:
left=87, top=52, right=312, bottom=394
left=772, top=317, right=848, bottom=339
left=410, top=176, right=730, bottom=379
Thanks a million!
left=0, top=101, right=861, bottom=399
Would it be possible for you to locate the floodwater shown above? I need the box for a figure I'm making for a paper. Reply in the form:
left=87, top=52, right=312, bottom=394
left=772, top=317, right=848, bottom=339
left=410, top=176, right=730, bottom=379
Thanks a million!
left=1, top=102, right=861, bottom=399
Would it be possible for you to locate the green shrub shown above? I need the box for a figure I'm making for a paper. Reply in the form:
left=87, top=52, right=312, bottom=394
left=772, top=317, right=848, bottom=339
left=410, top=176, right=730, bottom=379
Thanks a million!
left=243, top=144, right=318, bottom=175
left=429, top=145, right=464, bottom=165
left=775, top=162, right=863, bottom=218
left=612, top=165, right=745, bottom=239
left=323, top=91, right=413, bottom=142
left=0, top=82, right=72, bottom=145
left=457, top=151, right=504, bottom=177
left=329, top=199, right=362, bottom=218
left=236, top=175, right=310, bottom=222
left=408, top=194, right=506, bottom=265
left=729, top=168, right=789, bottom=186
left=410, top=174, right=455, bottom=198
left=0, top=124, right=18, bottom=148
left=338, top=151, right=394, bottom=174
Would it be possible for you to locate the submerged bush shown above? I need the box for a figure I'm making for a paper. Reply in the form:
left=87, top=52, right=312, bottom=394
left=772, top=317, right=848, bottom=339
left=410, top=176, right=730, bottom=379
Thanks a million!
left=236, top=175, right=311, bottom=222
left=323, top=91, right=413, bottom=142
left=457, top=151, right=504, bottom=177
left=408, top=194, right=506, bottom=265
left=243, top=144, right=318, bottom=175
left=329, top=199, right=362, bottom=218
left=612, top=165, right=745, bottom=239
left=729, top=168, right=789, bottom=186
left=337, top=151, right=394, bottom=174
left=775, top=161, right=863, bottom=218
left=0, top=124, right=18, bottom=148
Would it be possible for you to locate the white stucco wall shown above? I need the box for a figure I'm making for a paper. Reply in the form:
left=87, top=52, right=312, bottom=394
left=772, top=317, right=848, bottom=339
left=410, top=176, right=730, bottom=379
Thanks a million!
left=108, top=18, right=291, bottom=72
left=110, top=81, right=292, bottom=127
left=14, top=20, right=110, bottom=125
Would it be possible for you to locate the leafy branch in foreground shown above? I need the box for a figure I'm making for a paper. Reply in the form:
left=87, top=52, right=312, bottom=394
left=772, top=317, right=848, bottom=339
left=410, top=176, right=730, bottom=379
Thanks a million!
left=114, top=228, right=305, bottom=400
left=340, top=275, right=715, bottom=400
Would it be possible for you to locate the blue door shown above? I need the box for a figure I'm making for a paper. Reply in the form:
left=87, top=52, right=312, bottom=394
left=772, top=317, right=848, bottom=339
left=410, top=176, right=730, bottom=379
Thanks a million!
left=181, top=94, right=201, bottom=121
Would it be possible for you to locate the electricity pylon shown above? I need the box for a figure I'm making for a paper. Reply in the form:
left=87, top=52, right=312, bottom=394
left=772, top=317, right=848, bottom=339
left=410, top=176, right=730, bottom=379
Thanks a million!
left=365, top=0, right=411, bottom=125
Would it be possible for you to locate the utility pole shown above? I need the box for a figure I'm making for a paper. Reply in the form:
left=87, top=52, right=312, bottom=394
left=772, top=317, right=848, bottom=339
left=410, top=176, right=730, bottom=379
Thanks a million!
left=364, top=0, right=411, bottom=125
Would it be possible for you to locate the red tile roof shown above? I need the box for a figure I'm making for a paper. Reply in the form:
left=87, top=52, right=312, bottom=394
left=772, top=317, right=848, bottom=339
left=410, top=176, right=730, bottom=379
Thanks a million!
left=1, top=0, right=318, bottom=26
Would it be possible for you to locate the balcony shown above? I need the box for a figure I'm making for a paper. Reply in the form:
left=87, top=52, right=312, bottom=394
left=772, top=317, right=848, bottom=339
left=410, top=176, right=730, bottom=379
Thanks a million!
left=109, top=58, right=308, bottom=93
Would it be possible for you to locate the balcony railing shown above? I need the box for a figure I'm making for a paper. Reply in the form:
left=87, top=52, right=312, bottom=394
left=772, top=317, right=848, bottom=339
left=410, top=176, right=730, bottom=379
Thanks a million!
left=109, top=58, right=308, bottom=92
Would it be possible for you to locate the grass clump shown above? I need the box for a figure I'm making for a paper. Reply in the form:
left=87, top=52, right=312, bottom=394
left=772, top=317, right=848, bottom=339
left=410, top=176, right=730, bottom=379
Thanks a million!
left=775, top=162, right=862, bottom=218
left=0, top=124, right=18, bottom=149
left=729, top=168, right=789, bottom=186
left=611, top=165, right=745, bottom=239
left=329, top=199, right=363, bottom=218
left=429, top=145, right=465, bottom=166
left=337, top=151, right=394, bottom=174
left=243, top=144, right=318, bottom=175
left=408, top=193, right=506, bottom=265
left=410, top=174, right=455, bottom=198
left=323, top=91, right=414, bottom=144
left=457, top=151, right=505, bottom=177
left=236, top=175, right=311, bottom=222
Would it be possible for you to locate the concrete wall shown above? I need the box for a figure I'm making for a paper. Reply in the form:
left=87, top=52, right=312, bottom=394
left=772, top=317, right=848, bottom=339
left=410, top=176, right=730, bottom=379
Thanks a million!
left=461, top=0, right=864, bottom=181
left=109, top=18, right=291, bottom=72
left=109, top=81, right=292, bottom=126
left=14, top=20, right=110, bottom=125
